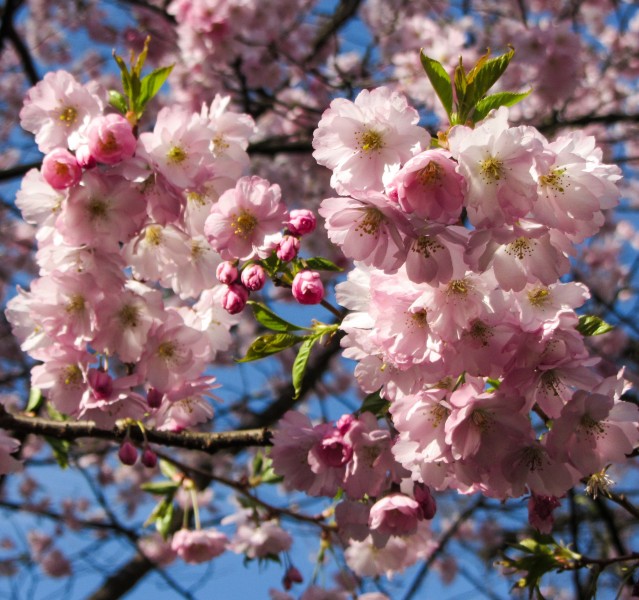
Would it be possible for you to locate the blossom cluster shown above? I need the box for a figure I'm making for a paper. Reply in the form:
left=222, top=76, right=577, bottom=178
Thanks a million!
left=4, top=67, right=332, bottom=441
left=309, top=86, right=639, bottom=507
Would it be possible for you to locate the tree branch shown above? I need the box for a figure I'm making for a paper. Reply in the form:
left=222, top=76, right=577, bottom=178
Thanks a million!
left=0, top=405, right=272, bottom=453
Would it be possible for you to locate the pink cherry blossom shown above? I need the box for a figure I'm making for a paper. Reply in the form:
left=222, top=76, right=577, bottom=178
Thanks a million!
left=20, top=70, right=106, bottom=152
left=171, top=528, right=228, bottom=563
left=204, top=176, right=287, bottom=260
left=87, top=113, right=137, bottom=165
left=41, top=148, right=82, bottom=190
left=313, top=86, right=428, bottom=194
left=387, top=149, right=464, bottom=224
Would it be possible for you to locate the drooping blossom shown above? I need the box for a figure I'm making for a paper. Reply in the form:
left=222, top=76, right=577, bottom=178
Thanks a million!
left=171, top=528, right=228, bottom=563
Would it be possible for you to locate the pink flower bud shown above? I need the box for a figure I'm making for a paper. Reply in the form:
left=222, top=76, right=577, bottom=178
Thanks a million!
left=118, top=441, right=138, bottom=466
left=216, top=261, right=239, bottom=284
left=288, top=209, right=316, bottom=236
left=283, top=565, right=303, bottom=590
left=141, top=448, right=158, bottom=469
left=41, top=148, right=82, bottom=190
left=87, top=369, right=113, bottom=400
left=276, top=235, right=300, bottom=262
left=222, top=283, right=249, bottom=314
left=291, top=271, right=324, bottom=305
left=87, top=114, right=137, bottom=165
left=241, top=264, right=266, bottom=291
left=147, top=387, right=163, bottom=409
left=414, top=483, right=437, bottom=520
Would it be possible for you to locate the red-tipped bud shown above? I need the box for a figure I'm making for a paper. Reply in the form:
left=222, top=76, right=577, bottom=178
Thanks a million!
left=291, top=270, right=324, bottom=305
left=276, top=235, right=300, bottom=262
left=222, top=283, right=249, bottom=314
left=141, top=448, right=158, bottom=469
left=241, top=264, right=267, bottom=291
left=287, top=209, right=316, bottom=236
left=147, top=387, right=163, bottom=409
left=216, top=261, right=239, bottom=284
left=118, top=441, right=138, bottom=466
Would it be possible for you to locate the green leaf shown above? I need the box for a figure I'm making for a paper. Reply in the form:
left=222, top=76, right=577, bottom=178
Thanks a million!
left=577, top=315, right=614, bottom=337
left=138, top=65, right=174, bottom=113
left=454, top=59, right=467, bottom=104
left=159, top=458, right=180, bottom=480
left=45, top=437, right=70, bottom=469
left=464, top=47, right=515, bottom=108
left=26, top=388, right=43, bottom=412
left=292, top=336, right=317, bottom=399
left=112, top=52, right=132, bottom=101
left=141, top=480, right=180, bottom=495
left=148, top=497, right=175, bottom=540
left=359, top=389, right=390, bottom=418
left=420, top=51, right=453, bottom=118
left=108, top=90, right=128, bottom=115
left=248, top=301, right=305, bottom=333
left=473, top=89, right=532, bottom=122
left=237, top=333, right=304, bottom=362
left=132, top=36, right=150, bottom=79
left=302, top=257, right=343, bottom=272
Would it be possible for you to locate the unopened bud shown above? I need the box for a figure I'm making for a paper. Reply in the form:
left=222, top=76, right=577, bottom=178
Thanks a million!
left=147, top=387, right=163, bottom=409
left=241, top=264, right=267, bottom=291
left=118, top=441, right=138, bottom=466
left=291, top=270, right=324, bottom=305
left=288, top=209, right=316, bottom=236
left=141, top=448, right=158, bottom=469
left=216, top=261, right=239, bottom=284
left=222, top=283, right=249, bottom=314
left=277, top=235, right=300, bottom=262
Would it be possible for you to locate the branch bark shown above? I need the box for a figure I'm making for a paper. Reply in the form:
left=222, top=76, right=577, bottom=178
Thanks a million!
left=0, top=405, right=272, bottom=453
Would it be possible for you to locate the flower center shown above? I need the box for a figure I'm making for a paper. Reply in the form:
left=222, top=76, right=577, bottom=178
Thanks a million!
left=99, top=132, right=119, bottom=153
left=187, top=191, right=206, bottom=206
left=231, top=210, right=258, bottom=239
left=167, top=145, right=187, bottom=164
left=359, top=129, right=384, bottom=152
left=190, top=240, right=207, bottom=259
left=59, top=106, right=78, bottom=125
left=506, top=237, right=535, bottom=260
left=62, top=364, right=83, bottom=386
left=145, top=225, right=163, bottom=246
left=520, top=446, right=546, bottom=472
left=157, top=341, right=179, bottom=362
left=539, top=168, right=567, bottom=193
left=54, top=161, right=70, bottom=177
left=528, top=287, right=551, bottom=307
left=417, top=161, right=443, bottom=185
left=118, top=304, right=139, bottom=328
left=429, top=403, right=449, bottom=428
left=466, top=319, right=493, bottom=346
left=479, top=156, right=504, bottom=182
left=471, top=408, right=491, bottom=431
left=65, top=293, right=86, bottom=314
left=88, top=197, right=108, bottom=221
left=580, top=414, right=607, bottom=436
left=356, top=208, right=383, bottom=237
left=447, top=278, right=470, bottom=297
left=412, top=235, right=443, bottom=258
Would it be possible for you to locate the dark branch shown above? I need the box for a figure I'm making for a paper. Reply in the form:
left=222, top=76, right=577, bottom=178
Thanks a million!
left=0, top=404, right=272, bottom=453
